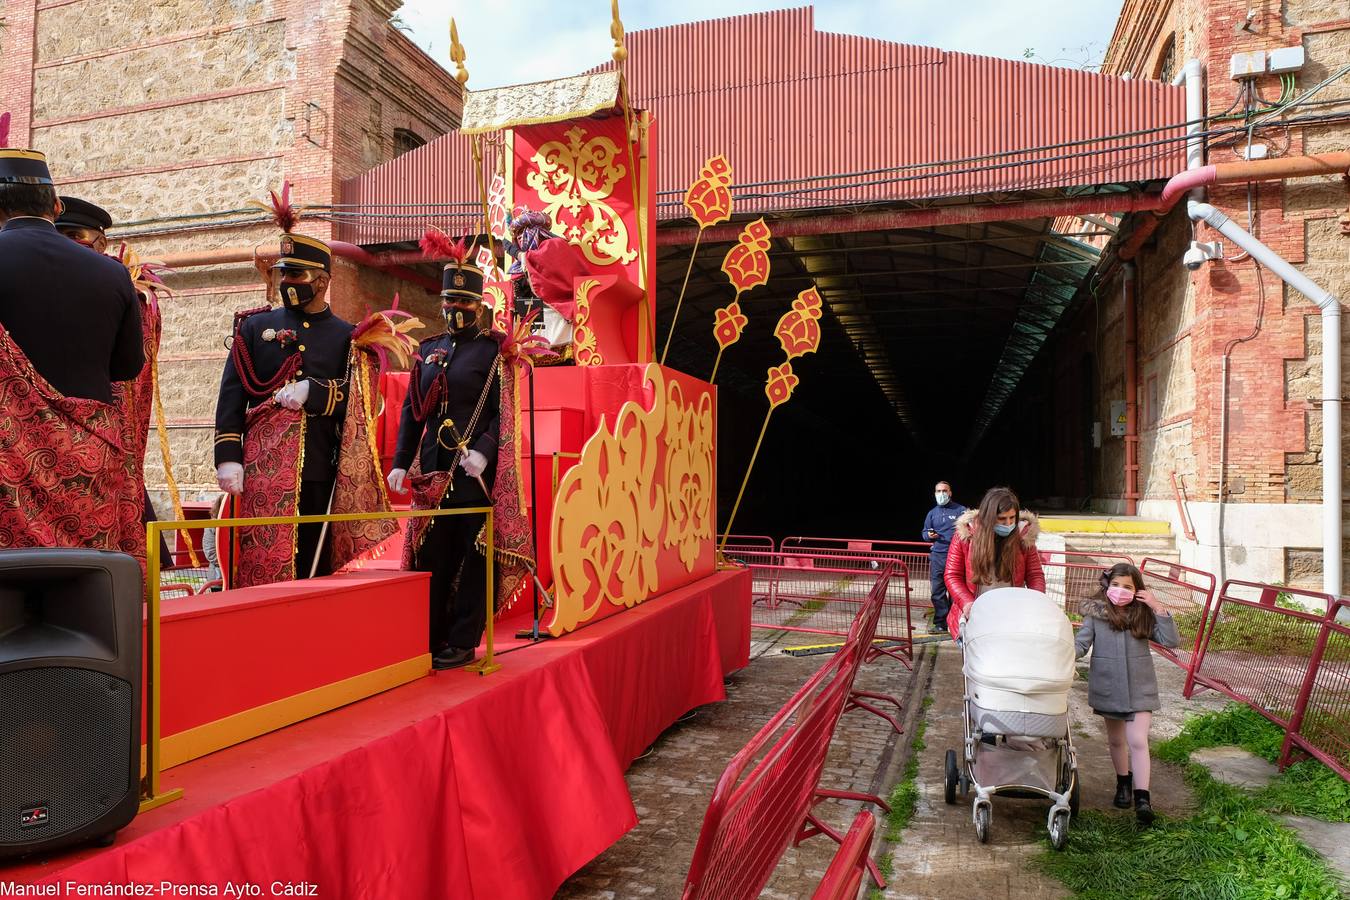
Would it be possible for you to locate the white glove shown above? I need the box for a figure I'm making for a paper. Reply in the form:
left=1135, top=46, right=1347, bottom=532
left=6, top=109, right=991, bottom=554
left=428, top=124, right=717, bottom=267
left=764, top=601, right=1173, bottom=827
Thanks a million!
left=387, top=467, right=408, bottom=494
left=274, top=379, right=311, bottom=410
left=460, top=449, right=488, bottom=478
left=216, top=462, right=244, bottom=496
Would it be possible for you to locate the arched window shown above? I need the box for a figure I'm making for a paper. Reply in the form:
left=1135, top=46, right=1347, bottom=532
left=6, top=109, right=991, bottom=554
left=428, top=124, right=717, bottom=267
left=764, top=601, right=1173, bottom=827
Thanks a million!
left=1154, top=35, right=1177, bottom=84
left=393, top=128, right=426, bottom=158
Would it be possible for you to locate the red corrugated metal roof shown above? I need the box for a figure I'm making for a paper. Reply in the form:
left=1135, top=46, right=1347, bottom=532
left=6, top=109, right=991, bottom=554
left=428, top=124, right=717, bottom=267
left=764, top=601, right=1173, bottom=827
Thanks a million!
left=336, top=6, right=1184, bottom=245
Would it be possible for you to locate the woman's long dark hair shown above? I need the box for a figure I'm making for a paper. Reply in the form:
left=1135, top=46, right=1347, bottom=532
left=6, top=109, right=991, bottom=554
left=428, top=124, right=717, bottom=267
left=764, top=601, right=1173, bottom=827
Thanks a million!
left=1095, top=562, right=1157, bottom=639
left=969, top=487, right=1022, bottom=585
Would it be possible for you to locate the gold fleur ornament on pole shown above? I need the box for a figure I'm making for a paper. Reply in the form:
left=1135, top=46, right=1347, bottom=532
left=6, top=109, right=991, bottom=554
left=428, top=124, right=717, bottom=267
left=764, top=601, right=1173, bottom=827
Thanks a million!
left=660, top=155, right=736, bottom=366
left=449, top=18, right=469, bottom=87
left=610, top=0, right=628, bottom=64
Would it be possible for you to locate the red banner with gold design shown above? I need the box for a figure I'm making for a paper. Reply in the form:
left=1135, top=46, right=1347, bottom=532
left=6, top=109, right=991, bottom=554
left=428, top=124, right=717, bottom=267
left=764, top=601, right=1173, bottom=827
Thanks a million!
left=513, top=116, right=641, bottom=279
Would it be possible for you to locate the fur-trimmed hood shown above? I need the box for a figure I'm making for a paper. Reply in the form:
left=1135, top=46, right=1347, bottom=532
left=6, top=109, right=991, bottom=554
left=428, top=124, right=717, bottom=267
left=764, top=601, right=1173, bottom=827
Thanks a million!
left=1079, top=595, right=1110, bottom=618
left=954, top=508, right=1040, bottom=547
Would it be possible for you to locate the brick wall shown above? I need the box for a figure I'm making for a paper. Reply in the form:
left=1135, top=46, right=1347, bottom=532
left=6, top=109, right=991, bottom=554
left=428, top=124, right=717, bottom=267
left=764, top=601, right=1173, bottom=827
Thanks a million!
left=1, top=0, right=460, bottom=501
left=1094, top=0, right=1350, bottom=588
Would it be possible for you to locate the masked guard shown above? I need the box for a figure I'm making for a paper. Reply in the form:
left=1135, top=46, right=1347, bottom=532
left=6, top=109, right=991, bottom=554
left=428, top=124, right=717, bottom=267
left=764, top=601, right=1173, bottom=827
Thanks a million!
left=389, top=243, right=501, bottom=669
left=214, top=193, right=355, bottom=586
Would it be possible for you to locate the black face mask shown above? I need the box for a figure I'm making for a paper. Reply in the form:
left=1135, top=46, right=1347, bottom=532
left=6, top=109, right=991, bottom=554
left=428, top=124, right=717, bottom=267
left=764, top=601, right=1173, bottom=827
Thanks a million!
left=444, top=305, right=478, bottom=333
left=281, top=281, right=317, bottom=309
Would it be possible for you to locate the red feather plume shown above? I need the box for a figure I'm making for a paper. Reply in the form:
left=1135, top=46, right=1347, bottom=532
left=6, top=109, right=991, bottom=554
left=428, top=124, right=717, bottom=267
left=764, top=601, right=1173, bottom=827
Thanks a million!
left=0, top=113, right=11, bottom=148
left=267, top=180, right=299, bottom=232
left=419, top=225, right=474, bottom=264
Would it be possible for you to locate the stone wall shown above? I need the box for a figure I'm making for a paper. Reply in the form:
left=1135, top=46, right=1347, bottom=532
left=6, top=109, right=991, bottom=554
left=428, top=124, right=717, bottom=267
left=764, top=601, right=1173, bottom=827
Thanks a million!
left=1, top=0, right=461, bottom=504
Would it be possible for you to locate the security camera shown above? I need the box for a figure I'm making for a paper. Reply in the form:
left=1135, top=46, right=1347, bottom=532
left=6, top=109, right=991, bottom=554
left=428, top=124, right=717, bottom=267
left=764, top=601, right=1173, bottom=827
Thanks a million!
left=1182, top=240, right=1223, bottom=271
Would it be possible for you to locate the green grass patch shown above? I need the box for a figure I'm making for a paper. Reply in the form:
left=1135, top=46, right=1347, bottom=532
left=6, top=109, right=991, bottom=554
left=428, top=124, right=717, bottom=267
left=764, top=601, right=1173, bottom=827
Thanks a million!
left=1156, top=704, right=1350, bottom=823
left=882, top=717, right=928, bottom=841
left=1034, top=766, right=1344, bottom=900
left=1036, top=704, right=1348, bottom=899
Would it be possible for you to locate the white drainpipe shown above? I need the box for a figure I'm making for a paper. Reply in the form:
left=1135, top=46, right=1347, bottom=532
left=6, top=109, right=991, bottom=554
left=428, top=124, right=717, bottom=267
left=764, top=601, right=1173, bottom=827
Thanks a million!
left=1188, top=201, right=1343, bottom=597
left=1172, top=59, right=1206, bottom=197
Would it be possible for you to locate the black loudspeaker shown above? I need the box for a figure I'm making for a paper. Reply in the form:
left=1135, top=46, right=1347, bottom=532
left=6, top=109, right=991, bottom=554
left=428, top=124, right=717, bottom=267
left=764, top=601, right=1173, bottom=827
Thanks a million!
left=0, top=549, right=143, bottom=859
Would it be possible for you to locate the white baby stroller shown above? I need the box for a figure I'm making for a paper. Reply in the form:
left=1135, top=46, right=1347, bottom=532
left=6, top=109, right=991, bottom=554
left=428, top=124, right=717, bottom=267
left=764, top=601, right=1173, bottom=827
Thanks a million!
left=943, top=587, right=1080, bottom=849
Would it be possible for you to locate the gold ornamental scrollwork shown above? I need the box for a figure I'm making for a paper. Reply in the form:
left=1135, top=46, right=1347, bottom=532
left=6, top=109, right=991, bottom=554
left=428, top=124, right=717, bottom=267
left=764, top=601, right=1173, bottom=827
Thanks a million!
left=662, top=377, right=714, bottom=572
left=572, top=278, right=603, bottom=367
left=550, top=365, right=667, bottom=633
left=526, top=125, right=637, bottom=267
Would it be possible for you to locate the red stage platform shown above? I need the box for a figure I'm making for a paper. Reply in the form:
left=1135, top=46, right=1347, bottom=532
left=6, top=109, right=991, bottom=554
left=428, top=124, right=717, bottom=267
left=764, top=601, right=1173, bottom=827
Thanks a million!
left=6, top=568, right=750, bottom=900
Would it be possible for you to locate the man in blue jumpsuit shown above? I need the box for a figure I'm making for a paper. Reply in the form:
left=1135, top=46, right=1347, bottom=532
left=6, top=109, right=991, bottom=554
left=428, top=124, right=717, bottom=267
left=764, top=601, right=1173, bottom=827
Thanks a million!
left=921, top=480, right=966, bottom=633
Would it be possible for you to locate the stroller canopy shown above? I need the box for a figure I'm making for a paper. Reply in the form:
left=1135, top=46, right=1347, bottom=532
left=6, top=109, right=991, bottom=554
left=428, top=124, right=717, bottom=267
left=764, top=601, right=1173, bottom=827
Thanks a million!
left=963, top=587, right=1075, bottom=715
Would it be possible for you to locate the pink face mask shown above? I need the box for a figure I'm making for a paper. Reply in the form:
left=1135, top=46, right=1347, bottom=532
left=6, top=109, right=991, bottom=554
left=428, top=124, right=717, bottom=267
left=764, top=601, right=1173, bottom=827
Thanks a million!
left=1106, top=585, right=1136, bottom=606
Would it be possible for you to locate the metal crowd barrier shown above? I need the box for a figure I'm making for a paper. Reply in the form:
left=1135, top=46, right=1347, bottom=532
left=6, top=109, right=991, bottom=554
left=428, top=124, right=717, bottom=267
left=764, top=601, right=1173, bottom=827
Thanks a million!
left=139, top=506, right=494, bottom=811
left=1186, top=582, right=1331, bottom=731
left=738, top=552, right=912, bottom=664
left=1188, top=580, right=1343, bottom=776
left=682, top=569, right=895, bottom=899
left=810, top=812, right=876, bottom=900
left=1281, top=599, right=1350, bottom=778
left=1137, top=557, right=1218, bottom=688
left=781, top=537, right=934, bottom=612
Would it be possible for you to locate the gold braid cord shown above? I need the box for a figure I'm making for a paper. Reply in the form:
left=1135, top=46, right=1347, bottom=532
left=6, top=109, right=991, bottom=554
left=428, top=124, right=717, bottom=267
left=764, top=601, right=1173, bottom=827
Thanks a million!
left=150, top=345, right=199, bottom=566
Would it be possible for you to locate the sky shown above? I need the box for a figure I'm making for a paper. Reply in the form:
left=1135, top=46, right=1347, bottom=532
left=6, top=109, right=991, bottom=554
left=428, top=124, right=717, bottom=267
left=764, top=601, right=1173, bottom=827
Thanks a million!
left=396, top=0, right=1127, bottom=91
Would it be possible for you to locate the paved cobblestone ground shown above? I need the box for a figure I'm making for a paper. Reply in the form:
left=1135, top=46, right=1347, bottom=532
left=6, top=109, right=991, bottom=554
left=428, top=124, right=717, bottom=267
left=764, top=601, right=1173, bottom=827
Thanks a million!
left=556, top=630, right=921, bottom=899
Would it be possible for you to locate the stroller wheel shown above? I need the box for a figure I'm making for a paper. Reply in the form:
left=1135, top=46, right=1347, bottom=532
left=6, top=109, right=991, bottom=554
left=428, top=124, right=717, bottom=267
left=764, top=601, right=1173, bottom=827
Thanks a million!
left=944, top=749, right=959, bottom=805
left=1049, top=808, right=1070, bottom=851
left=1069, top=777, right=1081, bottom=817
left=973, top=802, right=991, bottom=843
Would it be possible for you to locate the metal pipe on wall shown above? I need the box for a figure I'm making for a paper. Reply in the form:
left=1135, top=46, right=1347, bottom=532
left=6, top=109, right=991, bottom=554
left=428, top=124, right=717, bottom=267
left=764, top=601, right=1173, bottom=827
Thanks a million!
left=157, top=242, right=441, bottom=293
left=1188, top=200, right=1343, bottom=597
left=1123, top=262, right=1140, bottom=516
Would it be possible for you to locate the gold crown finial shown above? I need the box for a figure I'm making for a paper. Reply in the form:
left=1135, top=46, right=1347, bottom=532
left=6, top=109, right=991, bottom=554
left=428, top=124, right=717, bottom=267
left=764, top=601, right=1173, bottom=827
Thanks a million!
left=610, top=0, right=627, bottom=64
left=449, top=18, right=469, bottom=87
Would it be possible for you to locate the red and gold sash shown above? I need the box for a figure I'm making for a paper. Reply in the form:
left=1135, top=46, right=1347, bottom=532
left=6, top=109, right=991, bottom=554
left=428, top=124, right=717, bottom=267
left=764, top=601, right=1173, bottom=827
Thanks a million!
left=0, top=325, right=132, bottom=552
left=234, top=402, right=305, bottom=587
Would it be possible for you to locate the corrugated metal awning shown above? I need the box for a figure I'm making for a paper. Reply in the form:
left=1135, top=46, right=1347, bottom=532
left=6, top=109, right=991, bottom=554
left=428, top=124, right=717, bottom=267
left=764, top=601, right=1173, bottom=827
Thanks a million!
left=333, top=6, right=1185, bottom=246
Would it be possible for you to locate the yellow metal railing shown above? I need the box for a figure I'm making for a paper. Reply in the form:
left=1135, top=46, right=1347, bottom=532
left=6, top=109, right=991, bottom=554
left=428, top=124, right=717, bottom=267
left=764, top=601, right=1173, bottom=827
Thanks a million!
left=140, top=505, right=495, bottom=812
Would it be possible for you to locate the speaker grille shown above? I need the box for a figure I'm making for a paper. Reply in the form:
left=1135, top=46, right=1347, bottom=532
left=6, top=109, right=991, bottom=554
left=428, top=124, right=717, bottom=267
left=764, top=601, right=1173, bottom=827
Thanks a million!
left=0, top=667, right=134, bottom=846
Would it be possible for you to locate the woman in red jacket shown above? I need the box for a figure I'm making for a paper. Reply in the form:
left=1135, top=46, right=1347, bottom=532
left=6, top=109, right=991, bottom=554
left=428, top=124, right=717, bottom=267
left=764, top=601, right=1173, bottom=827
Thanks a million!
left=944, top=486, right=1046, bottom=638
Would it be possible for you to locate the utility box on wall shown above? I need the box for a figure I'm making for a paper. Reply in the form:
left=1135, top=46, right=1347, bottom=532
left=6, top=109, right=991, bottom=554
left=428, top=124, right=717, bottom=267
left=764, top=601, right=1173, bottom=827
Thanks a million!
left=1109, top=400, right=1127, bottom=437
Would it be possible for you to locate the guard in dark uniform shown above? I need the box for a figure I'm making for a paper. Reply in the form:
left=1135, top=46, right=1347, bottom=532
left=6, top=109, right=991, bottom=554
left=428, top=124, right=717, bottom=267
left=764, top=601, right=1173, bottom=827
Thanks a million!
left=0, top=147, right=144, bottom=552
left=214, top=233, right=354, bottom=579
left=0, top=153, right=143, bottom=402
left=388, top=254, right=500, bottom=669
left=54, top=195, right=172, bottom=565
left=54, top=195, right=112, bottom=253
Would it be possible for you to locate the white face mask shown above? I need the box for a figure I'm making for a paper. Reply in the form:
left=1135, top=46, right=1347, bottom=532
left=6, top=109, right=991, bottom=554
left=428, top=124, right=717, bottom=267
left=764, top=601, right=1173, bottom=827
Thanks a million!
left=935, top=492, right=950, bottom=506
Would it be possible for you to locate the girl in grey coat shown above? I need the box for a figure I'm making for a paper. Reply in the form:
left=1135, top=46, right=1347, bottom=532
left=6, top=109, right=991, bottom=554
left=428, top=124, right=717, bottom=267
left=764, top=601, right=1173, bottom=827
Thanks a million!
left=1075, top=563, right=1180, bottom=826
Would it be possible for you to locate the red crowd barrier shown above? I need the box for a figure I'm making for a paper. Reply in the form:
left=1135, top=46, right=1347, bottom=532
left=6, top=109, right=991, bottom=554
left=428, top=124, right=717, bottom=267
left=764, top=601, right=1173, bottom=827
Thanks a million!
left=1137, top=557, right=1217, bottom=689
left=724, top=534, right=775, bottom=551
left=683, top=568, right=896, bottom=899
left=739, top=552, right=912, bottom=667
left=1188, top=581, right=1345, bottom=777
left=1282, top=599, right=1350, bottom=778
left=810, top=812, right=875, bottom=900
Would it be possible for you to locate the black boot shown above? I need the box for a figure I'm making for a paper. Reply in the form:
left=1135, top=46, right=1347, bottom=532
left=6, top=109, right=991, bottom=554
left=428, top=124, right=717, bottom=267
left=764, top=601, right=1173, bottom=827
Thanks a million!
left=1114, top=772, right=1133, bottom=809
left=1134, top=789, right=1154, bottom=826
